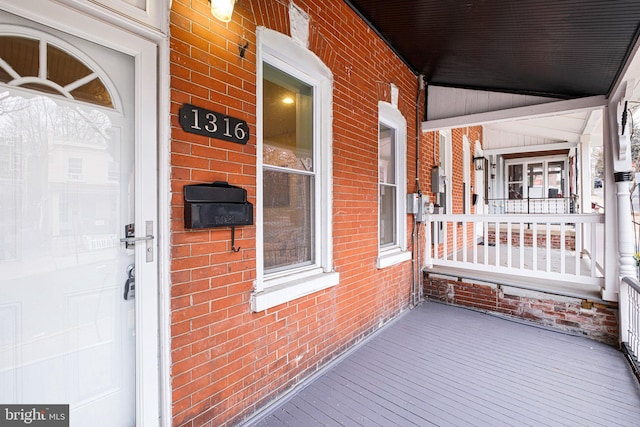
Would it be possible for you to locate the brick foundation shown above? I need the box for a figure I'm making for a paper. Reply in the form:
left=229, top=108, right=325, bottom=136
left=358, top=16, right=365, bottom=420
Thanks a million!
left=424, top=273, right=619, bottom=346
left=487, top=228, right=575, bottom=251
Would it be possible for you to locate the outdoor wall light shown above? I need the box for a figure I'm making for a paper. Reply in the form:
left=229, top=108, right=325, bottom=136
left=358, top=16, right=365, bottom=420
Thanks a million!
left=473, top=156, right=486, bottom=171
left=209, top=0, right=236, bottom=22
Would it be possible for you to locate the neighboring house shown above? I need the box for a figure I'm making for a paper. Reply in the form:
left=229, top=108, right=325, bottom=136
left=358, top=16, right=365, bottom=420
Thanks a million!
left=0, top=1, right=638, bottom=427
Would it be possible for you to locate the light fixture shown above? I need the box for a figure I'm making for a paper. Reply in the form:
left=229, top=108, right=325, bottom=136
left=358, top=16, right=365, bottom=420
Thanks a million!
left=282, top=97, right=294, bottom=105
left=473, top=156, right=486, bottom=171
left=209, top=0, right=236, bottom=22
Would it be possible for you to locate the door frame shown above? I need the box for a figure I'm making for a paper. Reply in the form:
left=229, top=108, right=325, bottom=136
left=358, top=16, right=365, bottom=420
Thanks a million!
left=0, top=1, right=167, bottom=425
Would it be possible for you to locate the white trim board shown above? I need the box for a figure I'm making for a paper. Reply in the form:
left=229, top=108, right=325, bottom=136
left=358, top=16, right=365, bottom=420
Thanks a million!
left=422, top=95, right=607, bottom=131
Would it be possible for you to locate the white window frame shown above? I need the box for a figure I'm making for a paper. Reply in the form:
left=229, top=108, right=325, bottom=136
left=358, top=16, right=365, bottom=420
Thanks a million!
left=251, top=28, right=338, bottom=312
left=377, top=101, right=410, bottom=268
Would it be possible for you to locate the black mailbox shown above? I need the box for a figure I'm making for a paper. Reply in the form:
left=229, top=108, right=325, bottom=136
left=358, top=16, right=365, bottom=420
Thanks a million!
left=184, top=181, right=253, bottom=229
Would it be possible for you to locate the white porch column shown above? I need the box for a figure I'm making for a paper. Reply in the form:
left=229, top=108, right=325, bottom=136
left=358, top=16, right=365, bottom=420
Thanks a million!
left=615, top=172, right=635, bottom=279
left=602, top=99, right=635, bottom=301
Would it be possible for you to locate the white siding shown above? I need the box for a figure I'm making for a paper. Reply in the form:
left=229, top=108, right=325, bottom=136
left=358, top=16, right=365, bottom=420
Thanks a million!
left=483, top=128, right=560, bottom=151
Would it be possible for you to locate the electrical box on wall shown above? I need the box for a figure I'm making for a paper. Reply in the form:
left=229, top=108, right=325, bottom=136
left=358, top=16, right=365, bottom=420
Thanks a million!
left=431, top=166, right=445, bottom=193
left=407, top=193, right=420, bottom=214
left=407, top=194, right=432, bottom=222
left=184, top=181, right=253, bottom=229
left=416, top=194, right=431, bottom=222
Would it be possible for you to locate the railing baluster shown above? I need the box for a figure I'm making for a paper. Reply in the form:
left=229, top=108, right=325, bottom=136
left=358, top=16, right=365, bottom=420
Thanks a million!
left=630, top=289, right=640, bottom=361
left=591, top=222, right=597, bottom=277
left=560, top=222, right=566, bottom=274
left=495, top=220, right=501, bottom=267
left=473, top=219, right=478, bottom=264
left=632, top=286, right=638, bottom=357
left=532, top=221, right=538, bottom=272
left=507, top=221, right=512, bottom=268
left=453, top=221, right=458, bottom=261
left=546, top=222, right=551, bottom=273
left=519, top=221, right=525, bottom=270
left=462, top=221, right=467, bottom=263
left=443, top=220, right=448, bottom=261
left=575, top=223, right=581, bottom=276
left=483, top=221, right=489, bottom=266
left=425, top=217, right=433, bottom=266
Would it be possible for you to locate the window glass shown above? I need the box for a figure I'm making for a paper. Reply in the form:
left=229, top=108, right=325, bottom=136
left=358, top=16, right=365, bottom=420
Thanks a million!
left=0, top=36, right=113, bottom=108
left=528, top=163, right=544, bottom=198
left=507, top=164, right=523, bottom=199
left=262, top=63, right=315, bottom=272
left=379, top=123, right=396, bottom=246
left=548, top=161, right=564, bottom=198
left=263, top=64, right=313, bottom=172
left=263, top=171, right=314, bottom=271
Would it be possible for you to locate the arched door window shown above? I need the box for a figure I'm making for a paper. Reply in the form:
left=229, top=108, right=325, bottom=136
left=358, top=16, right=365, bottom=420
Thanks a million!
left=0, top=34, right=114, bottom=108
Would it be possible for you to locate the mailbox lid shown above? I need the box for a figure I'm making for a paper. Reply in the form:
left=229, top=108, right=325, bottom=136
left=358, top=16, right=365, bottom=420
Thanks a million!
left=184, top=181, right=246, bottom=203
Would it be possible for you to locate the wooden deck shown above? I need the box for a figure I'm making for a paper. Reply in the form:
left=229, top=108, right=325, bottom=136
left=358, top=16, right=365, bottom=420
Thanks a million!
left=243, top=302, right=640, bottom=427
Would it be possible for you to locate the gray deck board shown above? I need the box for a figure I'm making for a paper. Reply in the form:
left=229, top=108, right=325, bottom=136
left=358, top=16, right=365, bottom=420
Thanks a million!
left=245, top=302, right=640, bottom=427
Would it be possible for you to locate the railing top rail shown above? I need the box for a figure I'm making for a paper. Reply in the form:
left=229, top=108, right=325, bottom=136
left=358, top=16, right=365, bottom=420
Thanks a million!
left=622, top=276, right=640, bottom=294
left=426, top=213, right=604, bottom=223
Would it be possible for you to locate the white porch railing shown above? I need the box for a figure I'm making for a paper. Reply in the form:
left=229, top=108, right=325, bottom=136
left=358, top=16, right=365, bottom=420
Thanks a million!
left=424, top=213, right=605, bottom=288
left=621, top=276, right=640, bottom=366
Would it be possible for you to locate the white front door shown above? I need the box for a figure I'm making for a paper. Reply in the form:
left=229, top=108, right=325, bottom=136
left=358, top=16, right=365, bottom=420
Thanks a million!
left=0, top=7, right=158, bottom=427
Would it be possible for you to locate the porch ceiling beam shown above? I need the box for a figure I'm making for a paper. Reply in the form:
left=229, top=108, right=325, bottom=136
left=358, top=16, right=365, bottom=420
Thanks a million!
left=422, top=95, right=607, bottom=132
left=483, top=141, right=578, bottom=156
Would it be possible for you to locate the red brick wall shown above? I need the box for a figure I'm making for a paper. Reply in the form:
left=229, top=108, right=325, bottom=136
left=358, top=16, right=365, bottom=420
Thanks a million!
left=424, top=274, right=619, bottom=346
left=487, top=229, right=576, bottom=250
left=169, top=1, right=423, bottom=425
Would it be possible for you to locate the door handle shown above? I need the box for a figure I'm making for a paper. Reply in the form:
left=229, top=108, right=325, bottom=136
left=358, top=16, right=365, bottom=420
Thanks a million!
left=121, top=221, right=155, bottom=262
left=119, top=235, right=154, bottom=244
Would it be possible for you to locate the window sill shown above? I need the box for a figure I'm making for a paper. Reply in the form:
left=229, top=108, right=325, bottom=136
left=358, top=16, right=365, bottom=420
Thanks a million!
left=251, top=270, right=340, bottom=312
left=377, top=249, right=412, bottom=269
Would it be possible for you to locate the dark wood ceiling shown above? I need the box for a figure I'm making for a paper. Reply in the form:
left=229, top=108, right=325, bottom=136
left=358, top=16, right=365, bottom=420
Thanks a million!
left=345, top=0, right=640, bottom=99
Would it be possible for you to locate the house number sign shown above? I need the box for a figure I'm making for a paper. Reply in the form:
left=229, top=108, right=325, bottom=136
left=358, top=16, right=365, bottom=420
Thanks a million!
left=179, top=103, right=249, bottom=145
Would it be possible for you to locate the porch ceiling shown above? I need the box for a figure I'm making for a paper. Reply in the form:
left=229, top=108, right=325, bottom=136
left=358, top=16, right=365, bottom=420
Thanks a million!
left=484, top=109, right=602, bottom=149
left=346, top=0, right=640, bottom=100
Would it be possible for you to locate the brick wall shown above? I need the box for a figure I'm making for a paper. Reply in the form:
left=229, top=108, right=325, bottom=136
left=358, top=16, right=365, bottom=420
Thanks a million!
left=169, top=1, right=422, bottom=425
left=424, top=274, right=619, bottom=346
left=487, top=229, right=576, bottom=250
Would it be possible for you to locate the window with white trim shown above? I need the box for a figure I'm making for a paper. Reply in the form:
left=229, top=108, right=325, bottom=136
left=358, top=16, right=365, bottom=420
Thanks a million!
left=377, top=102, right=410, bottom=269
left=251, top=28, right=338, bottom=312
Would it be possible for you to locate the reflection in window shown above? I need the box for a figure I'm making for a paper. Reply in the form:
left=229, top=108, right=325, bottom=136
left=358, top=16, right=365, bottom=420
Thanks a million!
left=68, top=157, right=84, bottom=181
left=0, top=93, right=121, bottom=262
left=262, top=63, right=315, bottom=272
